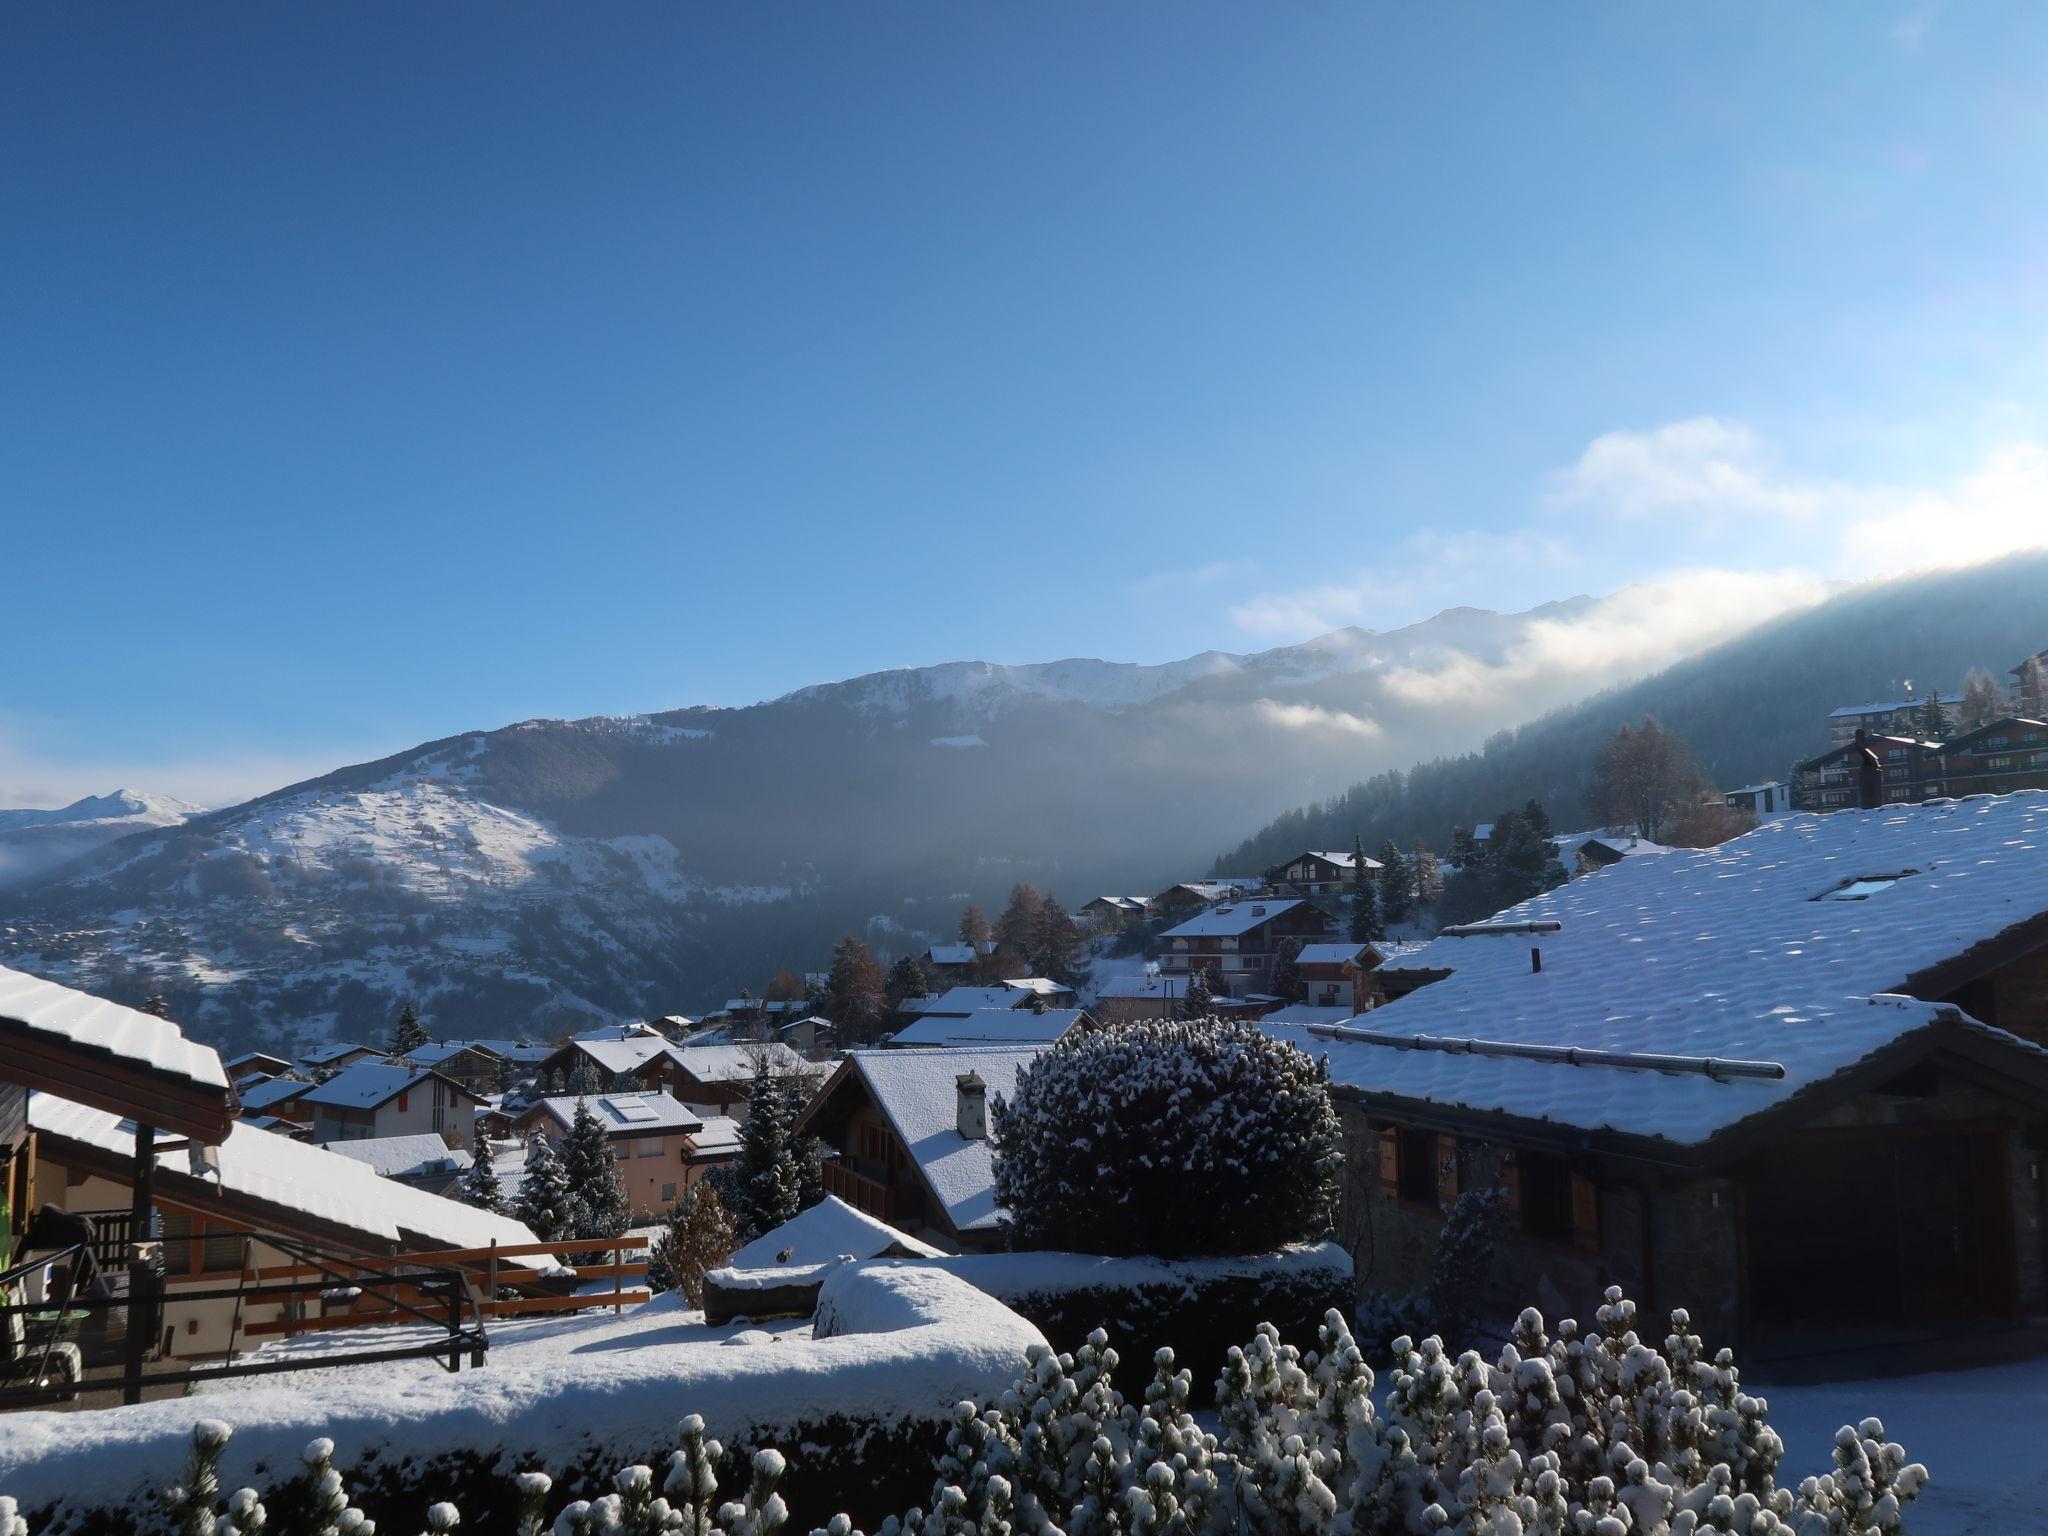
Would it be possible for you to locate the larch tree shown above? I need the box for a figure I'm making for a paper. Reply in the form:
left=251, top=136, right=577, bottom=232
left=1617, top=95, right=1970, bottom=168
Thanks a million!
left=995, top=884, right=1046, bottom=968
left=957, top=903, right=989, bottom=949
left=1958, top=667, right=2009, bottom=731
left=648, top=1181, right=738, bottom=1305
left=1031, top=896, right=1085, bottom=986
left=390, top=1000, right=429, bottom=1057
left=825, top=934, right=886, bottom=1043
left=1591, top=717, right=1711, bottom=842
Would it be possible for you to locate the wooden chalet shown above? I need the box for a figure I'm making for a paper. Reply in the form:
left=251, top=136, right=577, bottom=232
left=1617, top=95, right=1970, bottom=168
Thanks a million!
left=1263, top=850, right=1381, bottom=896
left=1155, top=897, right=1334, bottom=999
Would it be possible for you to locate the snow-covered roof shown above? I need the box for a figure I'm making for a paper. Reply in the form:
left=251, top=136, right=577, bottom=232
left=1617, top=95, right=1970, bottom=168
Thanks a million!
left=921, top=985, right=1030, bottom=1016
left=301, top=1062, right=479, bottom=1111
left=1294, top=942, right=1367, bottom=967
left=224, top=1050, right=291, bottom=1072
left=528, top=1090, right=704, bottom=1136
left=688, top=1114, right=743, bottom=1160
left=672, top=1041, right=811, bottom=1084
left=838, top=1045, right=1049, bottom=1231
left=1159, top=898, right=1310, bottom=939
left=923, top=943, right=979, bottom=966
left=567, top=1033, right=683, bottom=1075
left=1828, top=693, right=1963, bottom=718
left=0, top=964, right=228, bottom=1093
left=1278, top=850, right=1382, bottom=872
left=1001, top=977, right=1071, bottom=996
left=890, top=1008, right=1086, bottom=1047
left=406, top=1039, right=513, bottom=1067
left=28, top=1093, right=533, bottom=1252
left=1092, top=974, right=1187, bottom=999
left=1289, top=794, right=2048, bottom=1148
left=236, top=1074, right=316, bottom=1111
left=1471, top=823, right=1494, bottom=841
left=1258, top=1005, right=1358, bottom=1028
left=1159, top=879, right=1260, bottom=902
left=726, top=1194, right=945, bottom=1269
left=300, top=1041, right=385, bottom=1066
left=324, top=1133, right=471, bottom=1180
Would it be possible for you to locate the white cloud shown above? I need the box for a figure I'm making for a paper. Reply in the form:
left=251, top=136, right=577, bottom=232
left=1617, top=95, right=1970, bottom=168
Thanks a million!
left=1546, top=417, right=1824, bottom=523
left=1250, top=699, right=1385, bottom=740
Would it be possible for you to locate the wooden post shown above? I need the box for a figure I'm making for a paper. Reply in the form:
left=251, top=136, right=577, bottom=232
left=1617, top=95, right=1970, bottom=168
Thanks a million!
left=121, top=1120, right=157, bottom=1406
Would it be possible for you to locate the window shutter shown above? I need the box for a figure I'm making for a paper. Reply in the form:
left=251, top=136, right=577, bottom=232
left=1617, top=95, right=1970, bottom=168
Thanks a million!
left=1436, top=1134, right=1460, bottom=1209
left=1501, top=1150, right=1522, bottom=1225
left=1570, top=1173, right=1600, bottom=1253
left=1377, top=1126, right=1401, bottom=1199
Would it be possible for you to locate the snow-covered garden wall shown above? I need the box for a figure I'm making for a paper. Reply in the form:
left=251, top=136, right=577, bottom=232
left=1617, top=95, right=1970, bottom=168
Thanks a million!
left=0, top=1264, right=1045, bottom=1535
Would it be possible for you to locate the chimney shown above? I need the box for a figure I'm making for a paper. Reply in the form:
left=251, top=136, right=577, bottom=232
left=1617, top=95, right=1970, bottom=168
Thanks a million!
left=956, top=1071, right=988, bottom=1140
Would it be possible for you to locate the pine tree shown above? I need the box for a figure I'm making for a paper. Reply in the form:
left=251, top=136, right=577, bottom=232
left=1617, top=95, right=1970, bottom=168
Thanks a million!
left=1349, top=837, right=1384, bottom=944
left=727, top=1066, right=805, bottom=1240
left=390, top=1000, right=429, bottom=1057
left=1178, top=966, right=1216, bottom=1021
left=565, top=1053, right=604, bottom=1096
left=140, top=993, right=170, bottom=1019
left=648, top=1181, right=739, bottom=1305
left=886, top=954, right=929, bottom=1005
left=558, top=1097, right=630, bottom=1241
left=1915, top=687, right=1953, bottom=740
left=514, top=1130, right=570, bottom=1241
left=458, top=1130, right=504, bottom=1215
left=1376, top=839, right=1414, bottom=928
left=1269, top=937, right=1305, bottom=1003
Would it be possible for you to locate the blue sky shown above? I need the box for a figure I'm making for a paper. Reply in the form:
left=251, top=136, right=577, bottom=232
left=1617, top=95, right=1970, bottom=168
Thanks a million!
left=5, top=3, right=2046, bottom=805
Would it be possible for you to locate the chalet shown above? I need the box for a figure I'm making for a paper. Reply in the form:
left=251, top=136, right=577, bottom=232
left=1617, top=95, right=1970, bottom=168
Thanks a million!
left=794, top=1045, right=1046, bottom=1251
left=1292, top=941, right=1377, bottom=1011
left=2017, top=647, right=2048, bottom=718
left=775, top=1015, right=836, bottom=1058
left=539, top=1025, right=707, bottom=1099
left=1935, top=716, right=2048, bottom=799
left=300, top=1062, right=487, bottom=1145
left=888, top=1007, right=1088, bottom=1048
left=1274, top=792, right=2048, bottom=1353
left=1264, top=850, right=1381, bottom=896
left=917, top=984, right=1042, bottom=1017
left=234, top=1073, right=318, bottom=1128
left=299, top=1042, right=388, bottom=1074
left=515, top=1091, right=728, bottom=1217
left=223, top=1050, right=292, bottom=1082
left=1149, top=879, right=1260, bottom=919
left=1080, top=896, right=1151, bottom=929
left=1091, top=972, right=1190, bottom=1025
left=668, top=1043, right=822, bottom=1117
left=1827, top=693, right=1964, bottom=749
left=1790, top=732, right=1940, bottom=812
left=1155, top=897, right=1333, bottom=999
left=324, top=1133, right=472, bottom=1196
left=1553, top=832, right=1672, bottom=879
left=921, top=943, right=993, bottom=983
left=403, top=1040, right=507, bottom=1094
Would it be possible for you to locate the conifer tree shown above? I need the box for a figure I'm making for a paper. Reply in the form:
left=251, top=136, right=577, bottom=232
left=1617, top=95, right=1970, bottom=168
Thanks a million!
left=726, top=1065, right=808, bottom=1240
left=565, top=1053, right=604, bottom=1096
left=825, top=934, right=887, bottom=1044
left=141, top=993, right=170, bottom=1019
left=1178, top=965, right=1216, bottom=1021
left=458, top=1129, right=504, bottom=1215
left=1411, top=836, right=1444, bottom=907
left=1031, top=895, right=1085, bottom=986
left=995, top=884, right=1046, bottom=967
left=1269, top=937, right=1305, bottom=1002
left=1376, top=839, right=1414, bottom=928
left=391, top=1000, right=429, bottom=1057
left=558, top=1097, right=630, bottom=1241
left=1916, top=687, right=1954, bottom=740
left=1349, top=837, right=1384, bottom=944
left=514, top=1130, right=570, bottom=1241
left=958, top=903, right=989, bottom=949
left=885, top=954, right=929, bottom=1005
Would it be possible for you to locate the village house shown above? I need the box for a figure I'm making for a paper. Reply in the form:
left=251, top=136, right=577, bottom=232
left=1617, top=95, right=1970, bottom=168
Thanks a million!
left=1079, top=896, right=1151, bottom=930
left=1721, top=781, right=1793, bottom=821
left=1263, top=850, right=1381, bottom=896
left=1793, top=718, right=2048, bottom=811
left=300, top=1062, right=488, bottom=1145
left=1155, top=897, right=1334, bottom=999
left=794, top=1045, right=1045, bottom=1251
left=1292, top=941, right=1378, bottom=1012
left=667, top=1043, right=821, bottom=1116
left=1550, top=831, right=1673, bottom=879
left=402, top=1040, right=508, bottom=1094
left=1090, top=972, right=1191, bottom=1025
left=540, top=1023, right=690, bottom=1095
left=2017, top=647, right=2048, bottom=718
left=298, top=1041, right=388, bottom=1075
left=1790, top=732, right=1941, bottom=811
left=1274, top=791, right=2048, bottom=1353
left=222, top=1050, right=292, bottom=1083
left=514, top=1091, right=732, bottom=1217
left=324, top=1133, right=472, bottom=1196
left=1935, top=716, right=2048, bottom=799
left=233, top=1073, right=318, bottom=1131
left=1826, top=693, right=1964, bottom=748
left=919, top=942, right=994, bottom=985
left=1148, top=879, right=1261, bottom=919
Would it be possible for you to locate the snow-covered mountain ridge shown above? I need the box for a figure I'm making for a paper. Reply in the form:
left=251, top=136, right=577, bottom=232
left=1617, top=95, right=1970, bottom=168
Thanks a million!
left=0, top=788, right=204, bottom=890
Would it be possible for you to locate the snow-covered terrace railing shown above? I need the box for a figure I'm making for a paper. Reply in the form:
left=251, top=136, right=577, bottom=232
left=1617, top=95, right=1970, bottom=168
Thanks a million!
left=1301, top=1021, right=1787, bottom=1082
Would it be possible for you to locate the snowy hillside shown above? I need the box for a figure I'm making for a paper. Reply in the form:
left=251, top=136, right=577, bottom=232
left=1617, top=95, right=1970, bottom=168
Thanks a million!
left=0, top=788, right=202, bottom=889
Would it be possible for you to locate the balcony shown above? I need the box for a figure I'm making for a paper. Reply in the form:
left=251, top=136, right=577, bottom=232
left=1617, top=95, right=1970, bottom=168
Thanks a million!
left=823, top=1162, right=917, bottom=1225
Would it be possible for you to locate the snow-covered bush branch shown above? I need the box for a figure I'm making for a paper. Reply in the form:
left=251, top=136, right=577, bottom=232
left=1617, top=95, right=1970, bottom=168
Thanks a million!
left=25, top=1287, right=1927, bottom=1536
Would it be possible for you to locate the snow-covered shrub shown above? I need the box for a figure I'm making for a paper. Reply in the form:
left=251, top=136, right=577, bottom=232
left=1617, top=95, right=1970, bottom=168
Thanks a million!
left=58, top=1286, right=1925, bottom=1536
left=990, top=1018, right=1342, bottom=1257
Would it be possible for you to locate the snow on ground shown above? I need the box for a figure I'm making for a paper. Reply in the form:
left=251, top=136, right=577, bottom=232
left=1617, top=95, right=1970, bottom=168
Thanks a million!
left=1760, top=1359, right=2048, bottom=1536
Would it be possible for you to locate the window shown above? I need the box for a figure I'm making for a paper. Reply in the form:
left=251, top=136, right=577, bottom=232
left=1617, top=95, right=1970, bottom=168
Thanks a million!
left=637, top=1138, right=664, bottom=1157
left=1396, top=1127, right=1439, bottom=1205
left=613, top=1143, right=629, bottom=1160
left=397, top=1091, right=410, bottom=1112
left=1816, top=872, right=1915, bottom=901
left=661, top=1183, right=678, bottom=1203
left=1515, top=1152, right=1574, bottom=1242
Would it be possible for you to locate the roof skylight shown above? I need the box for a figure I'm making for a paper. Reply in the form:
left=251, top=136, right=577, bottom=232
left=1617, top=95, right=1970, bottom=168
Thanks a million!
left=1816, top=871, right=1916, bottom=901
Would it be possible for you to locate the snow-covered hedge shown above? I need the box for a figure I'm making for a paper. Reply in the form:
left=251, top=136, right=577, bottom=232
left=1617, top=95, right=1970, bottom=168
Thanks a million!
left=920, top=1242, right=1353, bottom=1385
left=4, top=1285, right=1927, bottom=1536
left=991, top=1017, right=1343, bottom=1257
left=0, top=1265, right=1045, bottom=1535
